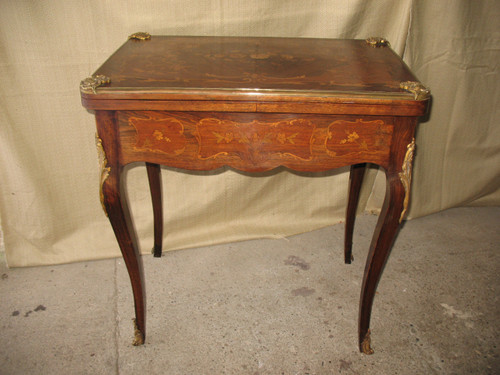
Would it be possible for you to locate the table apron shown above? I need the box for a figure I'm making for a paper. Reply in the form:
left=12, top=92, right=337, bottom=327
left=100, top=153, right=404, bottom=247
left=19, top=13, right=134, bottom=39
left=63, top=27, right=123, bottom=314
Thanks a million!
left=116, top=111, right=400, bottom=172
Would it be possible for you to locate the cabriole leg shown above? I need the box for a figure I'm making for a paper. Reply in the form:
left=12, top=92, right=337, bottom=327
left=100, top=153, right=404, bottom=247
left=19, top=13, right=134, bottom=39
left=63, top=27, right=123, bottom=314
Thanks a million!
left=358, top=171, right=405, bottom=354
left=146, top=162, right=163, bottom=258
left=96, top=111, right=146, bottom=346
left=344, top=163, right=366, bottom=264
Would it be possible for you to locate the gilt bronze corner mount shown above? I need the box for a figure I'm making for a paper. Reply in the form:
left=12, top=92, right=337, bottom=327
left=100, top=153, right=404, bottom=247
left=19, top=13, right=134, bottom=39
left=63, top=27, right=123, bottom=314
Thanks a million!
left=80, top=75, right=111, bottom=94
left=366, top=37, right=390, bottom=48
left=128, top=32, right=151, bottom=41
left=400, top=81, right=431, bottom=101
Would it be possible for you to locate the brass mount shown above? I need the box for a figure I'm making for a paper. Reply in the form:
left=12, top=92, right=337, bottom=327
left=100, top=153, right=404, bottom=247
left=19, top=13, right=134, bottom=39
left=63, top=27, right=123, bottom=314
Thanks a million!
left=128, top=32, right=151, bottom=41
left=80, top=75, right=111, bottom=94
left=400, top=81, right=431, bottom=100
left=366, top=37, right=390, bottom=48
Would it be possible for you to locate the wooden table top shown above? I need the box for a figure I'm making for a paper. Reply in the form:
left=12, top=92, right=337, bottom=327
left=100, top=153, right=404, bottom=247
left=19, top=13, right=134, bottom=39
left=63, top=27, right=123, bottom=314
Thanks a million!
left=82, top=35, right=425, bottom=104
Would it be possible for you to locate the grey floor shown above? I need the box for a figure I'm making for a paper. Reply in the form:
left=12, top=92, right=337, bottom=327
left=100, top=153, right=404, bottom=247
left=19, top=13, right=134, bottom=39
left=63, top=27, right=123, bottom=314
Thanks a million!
left=1, top=207, right=499, bottom=375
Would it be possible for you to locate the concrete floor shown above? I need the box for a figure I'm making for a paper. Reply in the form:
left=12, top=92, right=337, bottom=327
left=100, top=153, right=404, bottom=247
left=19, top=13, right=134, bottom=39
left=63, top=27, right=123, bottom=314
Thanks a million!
left=0, top=207, right=499, bottom=374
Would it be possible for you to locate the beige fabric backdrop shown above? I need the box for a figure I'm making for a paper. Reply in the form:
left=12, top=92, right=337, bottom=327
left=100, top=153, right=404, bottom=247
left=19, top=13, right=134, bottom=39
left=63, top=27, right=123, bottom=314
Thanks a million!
left=1, top=0, right=498, bottom=267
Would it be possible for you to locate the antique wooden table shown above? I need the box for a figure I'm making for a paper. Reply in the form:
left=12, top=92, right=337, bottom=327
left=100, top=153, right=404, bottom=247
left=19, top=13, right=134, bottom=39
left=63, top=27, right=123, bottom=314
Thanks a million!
left=80, top=34, right=430, bottom=354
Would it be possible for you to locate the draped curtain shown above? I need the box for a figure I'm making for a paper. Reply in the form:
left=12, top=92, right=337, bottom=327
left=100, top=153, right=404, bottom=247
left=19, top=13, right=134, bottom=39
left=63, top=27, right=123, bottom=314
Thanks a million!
left=1, top=0, right=498, bottom=267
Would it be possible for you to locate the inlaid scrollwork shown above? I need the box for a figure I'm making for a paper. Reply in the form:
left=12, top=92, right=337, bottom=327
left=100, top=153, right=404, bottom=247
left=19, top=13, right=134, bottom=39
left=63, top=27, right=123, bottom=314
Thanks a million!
left=130, top=116, right=187, bottom=155
left=324, top=119, right=392, bottom=158
left=196, top=118, right=315, bottom=162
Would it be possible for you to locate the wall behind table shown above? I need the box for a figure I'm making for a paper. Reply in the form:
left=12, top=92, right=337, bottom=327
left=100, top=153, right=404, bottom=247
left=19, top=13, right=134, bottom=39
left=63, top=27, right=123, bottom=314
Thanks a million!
left=0, top=0, right=498, bottom=267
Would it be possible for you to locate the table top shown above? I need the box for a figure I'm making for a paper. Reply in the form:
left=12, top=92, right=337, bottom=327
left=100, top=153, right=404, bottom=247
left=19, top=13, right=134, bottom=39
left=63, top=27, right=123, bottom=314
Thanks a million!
left=81, top=35, right=429, bottom=108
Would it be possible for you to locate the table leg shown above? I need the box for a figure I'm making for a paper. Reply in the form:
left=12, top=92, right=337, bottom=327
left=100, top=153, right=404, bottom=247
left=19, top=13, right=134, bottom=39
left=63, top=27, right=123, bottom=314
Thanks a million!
left=344, top=163, right=366, bottom=264
left=96, top=111, right=146, bottom=346
left=102, top=169, right=146, bottom=346
left=358, top=171, right=405, bottom=354
left=146, top=163, right=163, bottom=258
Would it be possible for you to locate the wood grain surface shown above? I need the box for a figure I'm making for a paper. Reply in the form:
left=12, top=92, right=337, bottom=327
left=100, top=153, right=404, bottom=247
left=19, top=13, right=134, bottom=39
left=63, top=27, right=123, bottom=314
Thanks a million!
left=118, top=111, right=395, bottom=172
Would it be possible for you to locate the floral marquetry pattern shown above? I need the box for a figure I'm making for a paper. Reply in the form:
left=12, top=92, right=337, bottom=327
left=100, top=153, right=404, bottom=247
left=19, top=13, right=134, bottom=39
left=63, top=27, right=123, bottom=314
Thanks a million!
left=130, top=117, right=187, bottom=155
left=118, top=113, right=398, bottom=171
left=325, top=119, right=393, bottom=157
left=340, top=131, right=369, bottom=151
left=196, top=118, right=315, bottom=163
